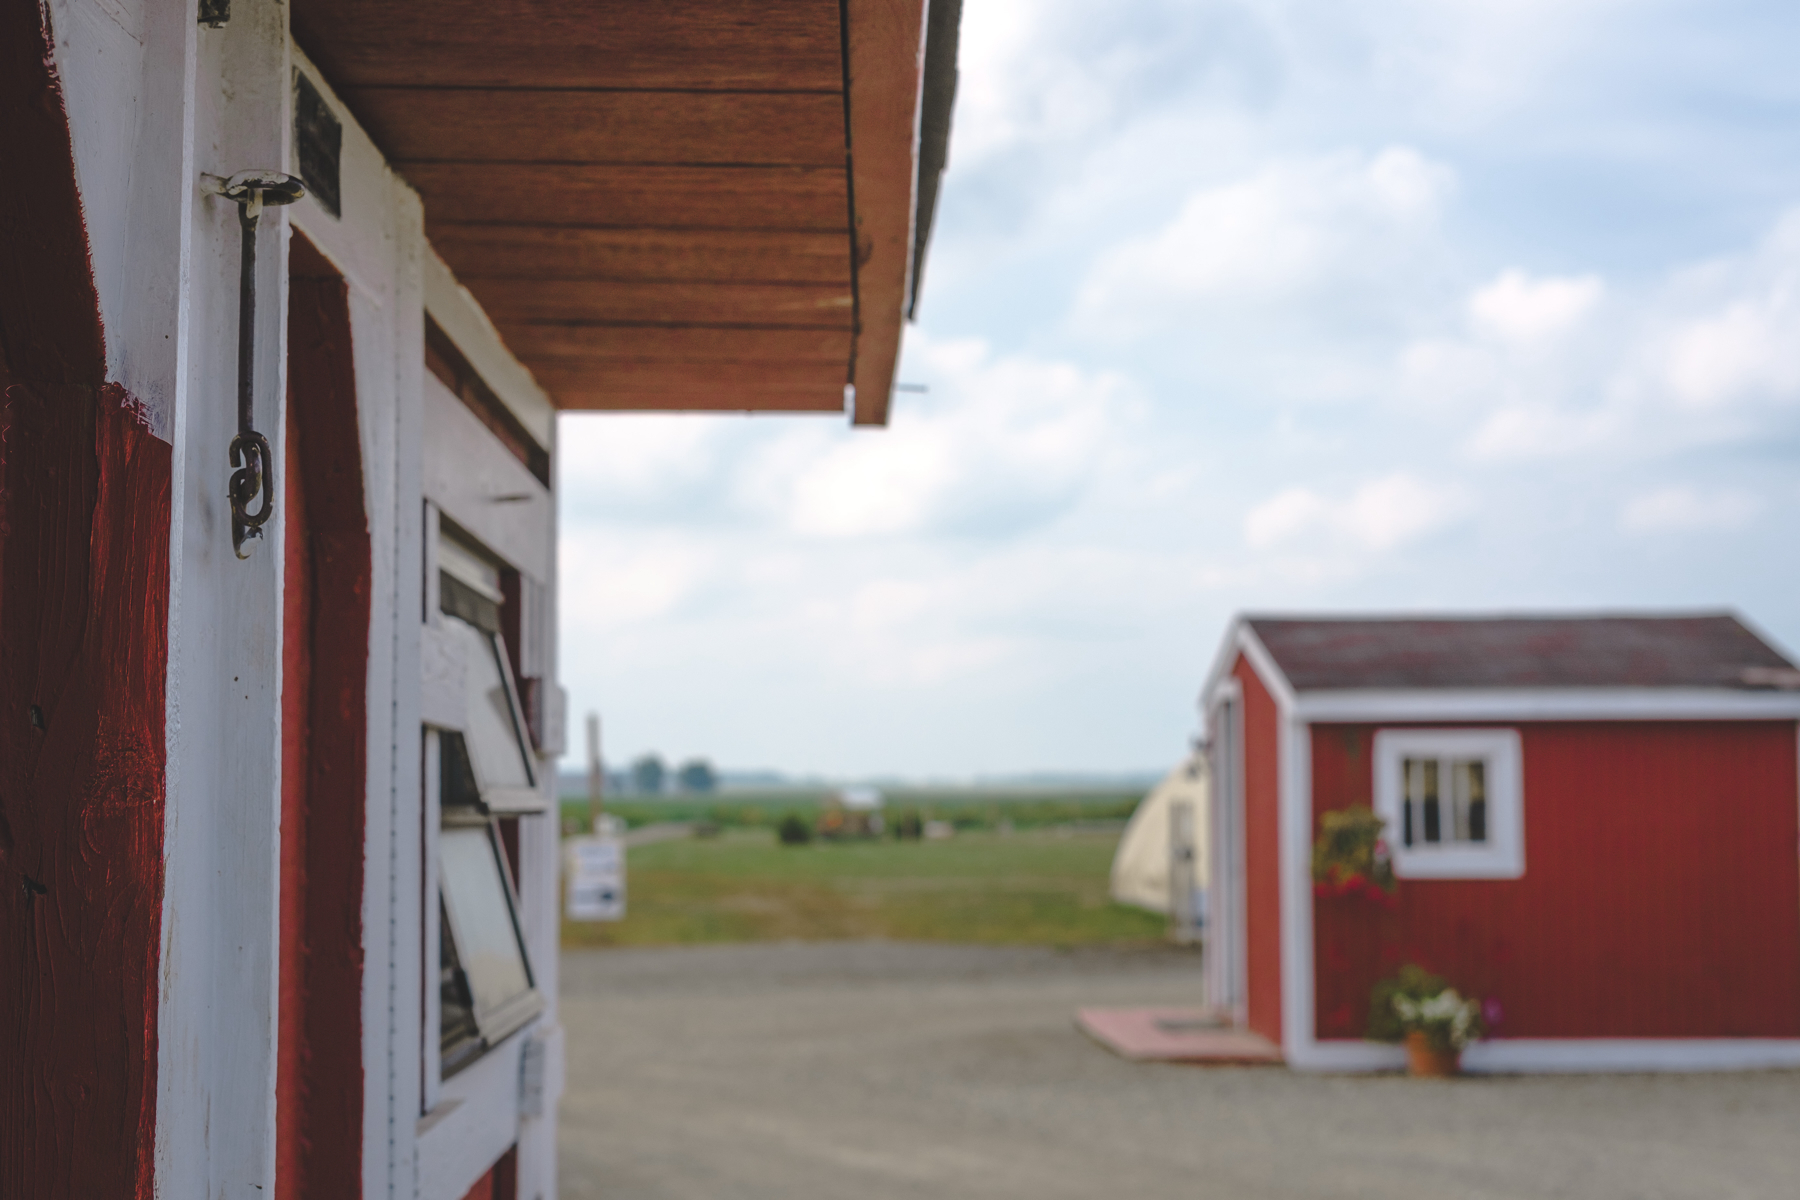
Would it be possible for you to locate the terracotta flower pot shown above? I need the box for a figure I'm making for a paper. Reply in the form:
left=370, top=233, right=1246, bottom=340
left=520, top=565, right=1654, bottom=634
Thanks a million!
left=1404, top=1030, right=1460, bottom=1077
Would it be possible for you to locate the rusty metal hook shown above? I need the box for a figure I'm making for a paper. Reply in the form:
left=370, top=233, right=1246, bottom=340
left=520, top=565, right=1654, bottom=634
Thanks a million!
left=204, top=169, right=304, bottom=559
left=228, top=431, right=275, bottom=555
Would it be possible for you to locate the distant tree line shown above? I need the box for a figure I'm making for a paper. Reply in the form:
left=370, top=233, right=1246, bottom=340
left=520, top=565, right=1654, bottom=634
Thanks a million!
left=619, top=753, right=716, bottom=796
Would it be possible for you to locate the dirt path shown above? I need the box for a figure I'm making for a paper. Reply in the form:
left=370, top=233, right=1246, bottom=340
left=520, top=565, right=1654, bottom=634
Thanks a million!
left=558, top=942, right=1799, bottom=1199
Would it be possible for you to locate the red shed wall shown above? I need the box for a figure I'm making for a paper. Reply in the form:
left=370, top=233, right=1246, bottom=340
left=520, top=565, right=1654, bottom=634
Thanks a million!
left=276, top=236, right=371, bottom=1200
left=1312, top=721, right=1800, bottom=1040
left=1235, top=655, right=1284, bottom=1046
left=0, top=1, right=171, bottom=1192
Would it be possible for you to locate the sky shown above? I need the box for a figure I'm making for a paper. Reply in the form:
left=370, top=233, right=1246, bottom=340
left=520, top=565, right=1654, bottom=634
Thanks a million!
left=556, top=0, right=1800, bottom=779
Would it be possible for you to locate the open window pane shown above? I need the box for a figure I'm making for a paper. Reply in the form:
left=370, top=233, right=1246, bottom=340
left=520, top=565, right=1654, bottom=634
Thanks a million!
left=459, top=618, right=534, bottom=791
left=441, top=614, right=541, bottom=813
left=439, top=896, right=482, bottom=1071
left=440, top=730, right=483, bottom=811
left=439, top=825, right=539, bottom=1051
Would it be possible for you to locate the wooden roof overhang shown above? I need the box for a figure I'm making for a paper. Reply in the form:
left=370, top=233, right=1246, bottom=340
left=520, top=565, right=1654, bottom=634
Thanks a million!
left=291, top=1, right=960, bottom=427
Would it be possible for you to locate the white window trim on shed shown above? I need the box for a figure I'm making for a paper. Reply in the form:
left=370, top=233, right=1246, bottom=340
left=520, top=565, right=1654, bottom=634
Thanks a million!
left=1372, top=729, right=1524, bottom=879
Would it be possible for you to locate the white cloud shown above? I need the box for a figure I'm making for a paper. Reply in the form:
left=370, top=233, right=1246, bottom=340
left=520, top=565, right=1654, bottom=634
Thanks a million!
left=1620, top=486, right=1759, bottom=535
left=559, top=531, right=710, bottom=625
left=1388, top=209, right=1800, bottom=462
left=1074, top=146, right=1456, bottom=332
left=770, top=336, right=1137, bottom=539
left=1466, top=404, right=1619, bottom=459
left=557, top=413, right=724, bottom=503
left=950, top=0, right=1114, bottom=168
left=1662, top=301, right=1800, bottom=414
left=1354, top=0, right=1646, bottom=118
left=1468, top=269, right=1604, bottom=345
left=1244, top=472, right=1469, bottom=551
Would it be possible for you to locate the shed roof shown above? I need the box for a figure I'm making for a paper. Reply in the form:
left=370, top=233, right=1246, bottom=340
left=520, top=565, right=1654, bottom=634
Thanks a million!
left=1244, top=614, right=1799, bottom=692
left=291, top=0, right=955, bottom=426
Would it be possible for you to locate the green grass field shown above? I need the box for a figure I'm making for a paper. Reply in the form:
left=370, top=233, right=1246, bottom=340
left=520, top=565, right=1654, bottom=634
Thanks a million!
left=561, top=826, right=1165, bottom=949
left=559, top=787, right=1143, bottom=835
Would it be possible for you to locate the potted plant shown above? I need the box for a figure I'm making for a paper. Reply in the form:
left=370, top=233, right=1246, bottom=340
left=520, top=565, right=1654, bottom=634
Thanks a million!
left=1368, top=964, right=1487, bottom=1076
left=1311, top=805, right=1397, bottom=907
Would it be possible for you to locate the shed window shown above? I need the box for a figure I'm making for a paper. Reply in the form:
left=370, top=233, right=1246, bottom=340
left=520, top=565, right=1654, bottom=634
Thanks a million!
left=438, top=532, right=542, bottom=815
left=438, top=812, right=543, bottom=1075
left=431, top=526, right=546, bottom=1080
left=1374, top=730, right=1523, bottom=879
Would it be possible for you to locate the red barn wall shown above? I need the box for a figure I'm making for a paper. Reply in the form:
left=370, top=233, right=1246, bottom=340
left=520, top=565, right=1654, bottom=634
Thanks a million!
left=0, top=1, right=171, bottom=1192
left=276, top=235, right=372, bottom=1200
left=1236, top=655, right=1285, bottom=1045
left=1312, top=721, right=1800, bottom=1040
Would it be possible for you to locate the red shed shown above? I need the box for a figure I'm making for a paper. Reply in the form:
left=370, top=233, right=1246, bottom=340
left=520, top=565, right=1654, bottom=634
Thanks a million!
left=1202, top=612, right=1800, bottom=1072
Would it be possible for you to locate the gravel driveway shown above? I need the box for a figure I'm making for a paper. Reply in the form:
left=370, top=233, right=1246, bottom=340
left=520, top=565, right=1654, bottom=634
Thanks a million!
left=558, top=941, right=1799, bottom=1200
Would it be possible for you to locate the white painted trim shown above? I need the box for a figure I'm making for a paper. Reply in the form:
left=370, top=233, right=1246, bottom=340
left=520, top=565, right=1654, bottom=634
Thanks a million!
left=289, top=44, right=403, bottom=313
left=421, top=246, right=555, bottom=449
left=1203, top=688, right=1245, bottom=1021
left=1279, top=709, right=1314, bottom=1065
left=418, top=1026, right=527, bottom=1200
left=1373, top=728, right=1525, bottom=879
left=286, top=46, right=433, bottom=1195
left=1293, top=688, right=1800, bottom=723
left=1202, top=620, right=1300, bottom=717
left=49, top=0, right=185, bottom=441
left=1198, top=619, right=1249, bottom=715
left=422, top=728, right=443, bottom=1115
left=1296, top=1038, right=1800, bottom=1074
left=421, top=373, right=553, bottom=584
left=1240, top=625, right=1299, bottom=713
left=384, top=174, right=430, bottom=1200
left=1287, top=1040, right=1407, bottom=1073
left=157, top=4, right=294, bottom=1193
left=1467, top=1039, right=1800, bottom=1073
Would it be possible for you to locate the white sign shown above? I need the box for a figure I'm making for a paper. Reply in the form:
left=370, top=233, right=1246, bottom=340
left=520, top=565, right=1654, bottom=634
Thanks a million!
left=565, top=836, right=625, bottom=921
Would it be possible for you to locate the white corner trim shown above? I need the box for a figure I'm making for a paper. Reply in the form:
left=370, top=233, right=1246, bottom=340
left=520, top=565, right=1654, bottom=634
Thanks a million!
left=1202, top=677, right=1240, bottom=750
left=1198, top=620, right=1245, bottom=714
left=421, top=247, right=555, bottom=449
left=1279, top=711, right=1315, bottom=1065
left=1292, top=688, right=1800, bottom=723
left=1200, top=618, right=1299, bottom=715
left=1238, top=625, right=1299, bottom=712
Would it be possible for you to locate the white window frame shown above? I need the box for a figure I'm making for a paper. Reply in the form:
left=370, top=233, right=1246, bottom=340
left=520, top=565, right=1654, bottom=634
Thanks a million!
left=1372, top=728, right=1525, bottom=879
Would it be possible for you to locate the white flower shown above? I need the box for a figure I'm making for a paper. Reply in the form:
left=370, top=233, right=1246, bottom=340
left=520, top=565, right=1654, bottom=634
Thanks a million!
left=1391, top=987, right=1482, bottom=1049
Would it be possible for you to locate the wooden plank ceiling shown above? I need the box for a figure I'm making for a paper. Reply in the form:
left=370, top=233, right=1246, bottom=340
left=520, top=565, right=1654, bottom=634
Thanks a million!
left=292, top=1, right=927, bottom=423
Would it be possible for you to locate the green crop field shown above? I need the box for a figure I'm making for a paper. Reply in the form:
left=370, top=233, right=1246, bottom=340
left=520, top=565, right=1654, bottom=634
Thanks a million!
left=560, top=827, right=1166, bottom=949
left=558, top=787, right=1145, bottom=836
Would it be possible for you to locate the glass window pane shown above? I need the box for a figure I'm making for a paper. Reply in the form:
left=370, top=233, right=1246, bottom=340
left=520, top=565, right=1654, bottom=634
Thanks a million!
left=1421, top=759, right=1440, bottom=843
left=439, top=896, right=481, bottom=1062
left=439, top=827, right=532, bottom=1021
left=439, top=534, right=503, bottom=602
left=449, top=616, right=534, bottom=791
left=1402, top=758, right=1420, bottom=847
left=1465, top=759, right=1487, bottom=843
left=440, top=731, right=482, bottom=811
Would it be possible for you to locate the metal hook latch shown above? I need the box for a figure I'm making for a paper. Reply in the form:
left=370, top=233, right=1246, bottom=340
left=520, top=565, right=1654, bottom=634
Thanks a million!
left=203, top=169, right=305, bottom=559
